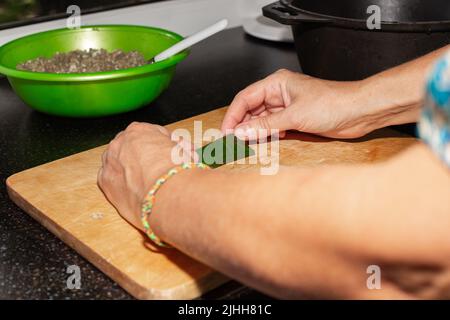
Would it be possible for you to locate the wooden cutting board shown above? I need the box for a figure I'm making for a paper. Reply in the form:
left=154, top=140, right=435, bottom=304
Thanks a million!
left=6, top=107, right=418, bottom=299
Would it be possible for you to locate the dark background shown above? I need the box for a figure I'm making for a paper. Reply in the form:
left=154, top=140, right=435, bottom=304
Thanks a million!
left=0, top=0, right=168, bottom=30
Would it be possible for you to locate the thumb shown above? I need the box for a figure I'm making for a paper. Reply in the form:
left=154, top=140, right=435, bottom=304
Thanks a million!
left=235, top=110, right=291, bottom=140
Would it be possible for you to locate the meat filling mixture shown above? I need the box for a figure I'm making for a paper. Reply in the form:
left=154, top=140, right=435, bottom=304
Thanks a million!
left=17, top=48, right=148, bottom=73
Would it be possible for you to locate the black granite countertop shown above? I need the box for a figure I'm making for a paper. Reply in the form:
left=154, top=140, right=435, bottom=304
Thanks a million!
left=0, top=27, right=299, bottom=299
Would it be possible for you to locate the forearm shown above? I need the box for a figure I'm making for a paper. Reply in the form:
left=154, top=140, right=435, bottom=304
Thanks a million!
left=151, top=166, right=367, bottom=298
left=150, top=146, right=450, bottom=298
left=357, top=45, right=450, bottom=130
left=149, top=162, right=411, bottom=298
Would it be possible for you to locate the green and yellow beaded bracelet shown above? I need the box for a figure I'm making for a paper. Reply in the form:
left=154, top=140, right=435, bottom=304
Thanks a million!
left=141, top=162, right=210, bottom=247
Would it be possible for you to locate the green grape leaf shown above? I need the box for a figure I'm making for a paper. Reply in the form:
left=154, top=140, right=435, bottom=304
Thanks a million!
left=196, top=134, right=255, bottom=168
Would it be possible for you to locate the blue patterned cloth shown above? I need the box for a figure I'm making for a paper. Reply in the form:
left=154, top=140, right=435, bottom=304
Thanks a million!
left=418, top=51, right=450, bottom=168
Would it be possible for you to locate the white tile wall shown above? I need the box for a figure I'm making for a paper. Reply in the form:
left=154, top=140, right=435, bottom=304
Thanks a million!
left=0, top=0, right=265, bottom=46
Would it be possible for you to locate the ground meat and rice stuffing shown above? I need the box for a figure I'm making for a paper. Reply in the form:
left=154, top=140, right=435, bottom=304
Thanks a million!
left=17, top=48, right=148, bottom=73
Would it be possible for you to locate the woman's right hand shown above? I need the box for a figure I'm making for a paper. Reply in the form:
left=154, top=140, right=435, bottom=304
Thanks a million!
left=221, top=69, right=379, bottom=139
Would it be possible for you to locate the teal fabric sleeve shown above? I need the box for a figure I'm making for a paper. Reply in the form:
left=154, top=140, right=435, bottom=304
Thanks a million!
left=418, top=50, right=450, bottom=168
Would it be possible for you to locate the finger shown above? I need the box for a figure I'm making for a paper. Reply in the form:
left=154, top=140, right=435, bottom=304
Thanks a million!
left=128, top=122, right=170, bottom=137
left=126, top=121, right=143, bottom=131
left=114, top=131, right=124, bottom=140
left=107, top=138, right=121, bottom=157
left=268, top=106, right=285, bottom=114
left=101, top=150, right=108, bottom=165
left=221, top=80, right=267, bottom=132
left=222, top=114, right=252, bottom=137
left=235, top=110, right=293, bottom=140
left=251, top=110, right=270, bottom=119
left=155, top=125, right=170, bottom=136
left=243, top=113, right=252, bottom=123
left=97, top=167, right=104, bottom=188
left=249, top=104, right=268, bottom=116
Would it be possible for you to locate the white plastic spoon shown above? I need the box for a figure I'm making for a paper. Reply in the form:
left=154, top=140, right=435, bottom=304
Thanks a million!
left=149, top=19, right=229, bottom=63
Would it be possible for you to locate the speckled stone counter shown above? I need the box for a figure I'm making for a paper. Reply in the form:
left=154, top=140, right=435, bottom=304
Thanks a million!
left=0, top=27, right=299, bottom=299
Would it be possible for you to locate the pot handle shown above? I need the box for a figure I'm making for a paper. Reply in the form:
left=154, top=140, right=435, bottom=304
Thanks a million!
left=262, top=2, right=330, bottom=25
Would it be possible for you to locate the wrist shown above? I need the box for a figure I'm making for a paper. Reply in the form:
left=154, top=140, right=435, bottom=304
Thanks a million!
left=137, top=160, right=174, bottom=203
left=144, top=165, right=207, bottom=245
left=357, top=75, right=422, bottom=131
left=321, top=80, right=381, bottom=138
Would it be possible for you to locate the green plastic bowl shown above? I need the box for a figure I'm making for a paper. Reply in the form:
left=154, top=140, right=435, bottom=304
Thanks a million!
left=0, top=25, right=188, bottom=117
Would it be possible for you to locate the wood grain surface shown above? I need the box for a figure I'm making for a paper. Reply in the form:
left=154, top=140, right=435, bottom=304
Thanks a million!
left=6, top=107, right=419, bottom=299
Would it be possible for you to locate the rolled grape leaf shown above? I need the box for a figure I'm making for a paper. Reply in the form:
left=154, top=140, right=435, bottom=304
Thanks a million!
left=196, top=134, right=255, bottom=168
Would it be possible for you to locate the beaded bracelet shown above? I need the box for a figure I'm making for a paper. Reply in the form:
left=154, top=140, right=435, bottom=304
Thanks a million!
left=141, top=162, right=211, bottom=247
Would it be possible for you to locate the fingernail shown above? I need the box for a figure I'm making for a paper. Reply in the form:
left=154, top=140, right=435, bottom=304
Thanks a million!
left=244, top=127, right=258, bottom=140
left=234, top=125, right=248, bottom=139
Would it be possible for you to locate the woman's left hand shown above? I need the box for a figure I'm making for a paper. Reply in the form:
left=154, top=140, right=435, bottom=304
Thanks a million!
left=98, top=122, right=185, bottom=231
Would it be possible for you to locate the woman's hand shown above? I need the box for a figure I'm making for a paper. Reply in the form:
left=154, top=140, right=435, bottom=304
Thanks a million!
left=222, top=69, right=390, bottom=139
left=97, top=123, right=181, bottom=231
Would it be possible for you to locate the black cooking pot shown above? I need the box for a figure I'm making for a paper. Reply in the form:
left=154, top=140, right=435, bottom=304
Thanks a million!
left=263, top=0, right=450, bottom=81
